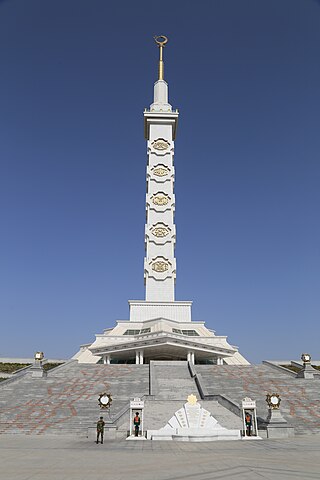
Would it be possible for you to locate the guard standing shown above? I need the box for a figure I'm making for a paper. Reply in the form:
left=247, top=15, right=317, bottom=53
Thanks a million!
left=96, top=416, right=105, bottom=444
left=133, top=412, right=140, bottom=437
left=245, top=412, right=252, bottom=436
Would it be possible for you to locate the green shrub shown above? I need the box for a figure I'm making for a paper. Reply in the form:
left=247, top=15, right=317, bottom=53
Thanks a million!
left=43, top=362, right=63, bottom=371
left=0, top=363, right=31, bottom=373
left=280, top=365, right=300, bottom=372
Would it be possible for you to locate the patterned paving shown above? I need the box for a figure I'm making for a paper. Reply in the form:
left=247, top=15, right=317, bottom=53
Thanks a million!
left=196, top=365, right=320, bottom=434
left=0, top=362, right=149, bottom=435
left=1, top=362, right=320, bottom=437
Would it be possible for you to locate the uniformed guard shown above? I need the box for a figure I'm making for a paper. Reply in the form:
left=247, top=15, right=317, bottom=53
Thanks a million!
left=96, top=416, right=105, bottom=444
left=133, top=412, right=140, bottom=437
left=245, top=412, right=252, bottom=436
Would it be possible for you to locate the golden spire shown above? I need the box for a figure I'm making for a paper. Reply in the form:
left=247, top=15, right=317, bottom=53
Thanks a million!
left=154, top=35, right=168, bottom=81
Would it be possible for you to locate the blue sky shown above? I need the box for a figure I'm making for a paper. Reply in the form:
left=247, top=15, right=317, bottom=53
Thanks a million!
left=1, top=0, right=319, bottom=363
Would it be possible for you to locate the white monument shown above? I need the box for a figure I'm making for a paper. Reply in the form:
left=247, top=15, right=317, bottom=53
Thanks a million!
left=147, top=395, right=241, bottom=441
left=74, top=37, right=249, bottom=366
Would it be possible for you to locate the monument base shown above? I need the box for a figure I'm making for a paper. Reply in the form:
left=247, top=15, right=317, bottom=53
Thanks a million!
left=126, top=435, right=147, bottom=441
left=266, top=425, right=295, bottom=439
left=29, top=366, right=47, bottom=378
left=147, top=400, right=241, bottom=442
left=262, top=409, right=295, bottom=439
left=296, top=363, right=318, bottom=379
left=149, top=430, right=241, bottom=442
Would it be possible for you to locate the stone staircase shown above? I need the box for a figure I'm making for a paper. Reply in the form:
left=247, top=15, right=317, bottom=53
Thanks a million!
left=144, top=361, right=242, bottom=432
left=1, top=361, right=319, bottom=437
left=151, top=361, right=198, bottom=400
left=0, top=361, right=149, bottom=436
left=195, top=364, right=320, bottom=435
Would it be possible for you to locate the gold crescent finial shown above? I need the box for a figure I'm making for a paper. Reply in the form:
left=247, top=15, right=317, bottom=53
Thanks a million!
left=154, top=35, right=168, bottom=48
left=153, top=35, right=168, bottom=80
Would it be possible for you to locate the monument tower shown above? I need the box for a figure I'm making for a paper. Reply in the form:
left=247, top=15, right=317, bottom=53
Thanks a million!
left=144, top=35, right=178, bottom=303
left=75, top=38, right=249, bottom=366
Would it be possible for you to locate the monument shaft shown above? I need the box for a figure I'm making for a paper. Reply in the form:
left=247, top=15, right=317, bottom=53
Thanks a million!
left=144, top=38, right=179, bottom=302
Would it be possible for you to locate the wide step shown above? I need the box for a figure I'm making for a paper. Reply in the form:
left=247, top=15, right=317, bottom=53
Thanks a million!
left=0, top=363, right=149, bottom=435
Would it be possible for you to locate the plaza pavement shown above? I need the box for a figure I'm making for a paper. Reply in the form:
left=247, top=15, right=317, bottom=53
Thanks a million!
left=0, top=434, right=319, bottom=480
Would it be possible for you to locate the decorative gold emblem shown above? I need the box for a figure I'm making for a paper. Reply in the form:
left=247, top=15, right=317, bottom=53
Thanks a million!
left=266, top=393, right=281, bottom=410
left=98, top=393, right=113, bottom=409
left=152, top=194, right=169, bottom=206
left=187, top=394, right=197, bottom=406
left=152, top=226, right=170, bottom=237
left=152, top=139, right=170, bottom=151
left=153, top=166, right=169, bottom=177
left=152, top=261, right=169, bottom=272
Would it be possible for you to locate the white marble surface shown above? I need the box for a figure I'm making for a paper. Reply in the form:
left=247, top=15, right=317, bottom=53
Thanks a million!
left=148, top=401, right=241, bottom=441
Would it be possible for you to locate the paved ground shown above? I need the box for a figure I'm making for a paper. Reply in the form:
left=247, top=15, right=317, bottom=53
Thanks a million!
left=0, top=434, right=319, bottom=480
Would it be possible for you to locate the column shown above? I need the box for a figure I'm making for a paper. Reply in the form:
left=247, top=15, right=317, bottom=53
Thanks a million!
left=135, top=351, right=140, bottom=364
left=106, top=355, right=111, bottom=365
left=139, top=350, right=144, bottom=365
left=143, top=40, right=179, bottom=302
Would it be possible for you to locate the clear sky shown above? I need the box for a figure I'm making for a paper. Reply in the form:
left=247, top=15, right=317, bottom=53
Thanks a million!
left=1, top=0, right=319, bottom=363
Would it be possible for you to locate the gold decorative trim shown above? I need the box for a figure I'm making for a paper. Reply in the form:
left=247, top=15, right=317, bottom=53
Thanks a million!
left=152, top=138, right=170, bottom=151
left=153, top=166, right=169, bottom=177
left=154, top=35, right=168, bottom=81
left=152, top=261, right=169, bottom=272
left=266, top=393, right=281, bottom=410
left=152, top=194, right=169, bottom=206
left=187, top=394, right=197, bottom=405
left=152, top=226, right=170, bottom=237
left=98, top=393, right=113, bottom=409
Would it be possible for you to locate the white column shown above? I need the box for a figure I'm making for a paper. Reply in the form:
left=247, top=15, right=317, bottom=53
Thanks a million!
left=187, top=352, right=191, bottom=362
left=103, top=355, right=107, bottom=365
left=144, top=75, right=178, bottom=303
left=136, top=351, right=140, bottom=364
left=139, top=350, right=144, bottom=365
left=106, top=355, right=111, bottom=365
left=217, top=357, right=223, bottom=365
left=191, top=352, right=195, bottom=364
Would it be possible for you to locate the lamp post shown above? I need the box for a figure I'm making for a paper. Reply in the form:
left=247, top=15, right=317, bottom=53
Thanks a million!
left=34, top=351, right=44, bottom=364
left=264, top=392, right=293, bottom=438
left=31, top=351, right=46, bottom=378
left=301, top=353, right=311, bottom=365
left=297, top=353, right=316, bottom=378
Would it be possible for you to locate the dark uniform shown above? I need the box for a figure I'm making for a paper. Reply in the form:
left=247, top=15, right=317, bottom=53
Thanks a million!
left=245, top=412, right=252, bottom=436
left=96, top=417, right=105, bottom=444
left=133, top=412, right=140, bottom=437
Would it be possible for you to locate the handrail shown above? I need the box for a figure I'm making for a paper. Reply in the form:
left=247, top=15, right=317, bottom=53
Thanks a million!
left=262, top=360, right=297, bottom=377
left=189, top=363, right=241, bottom=416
